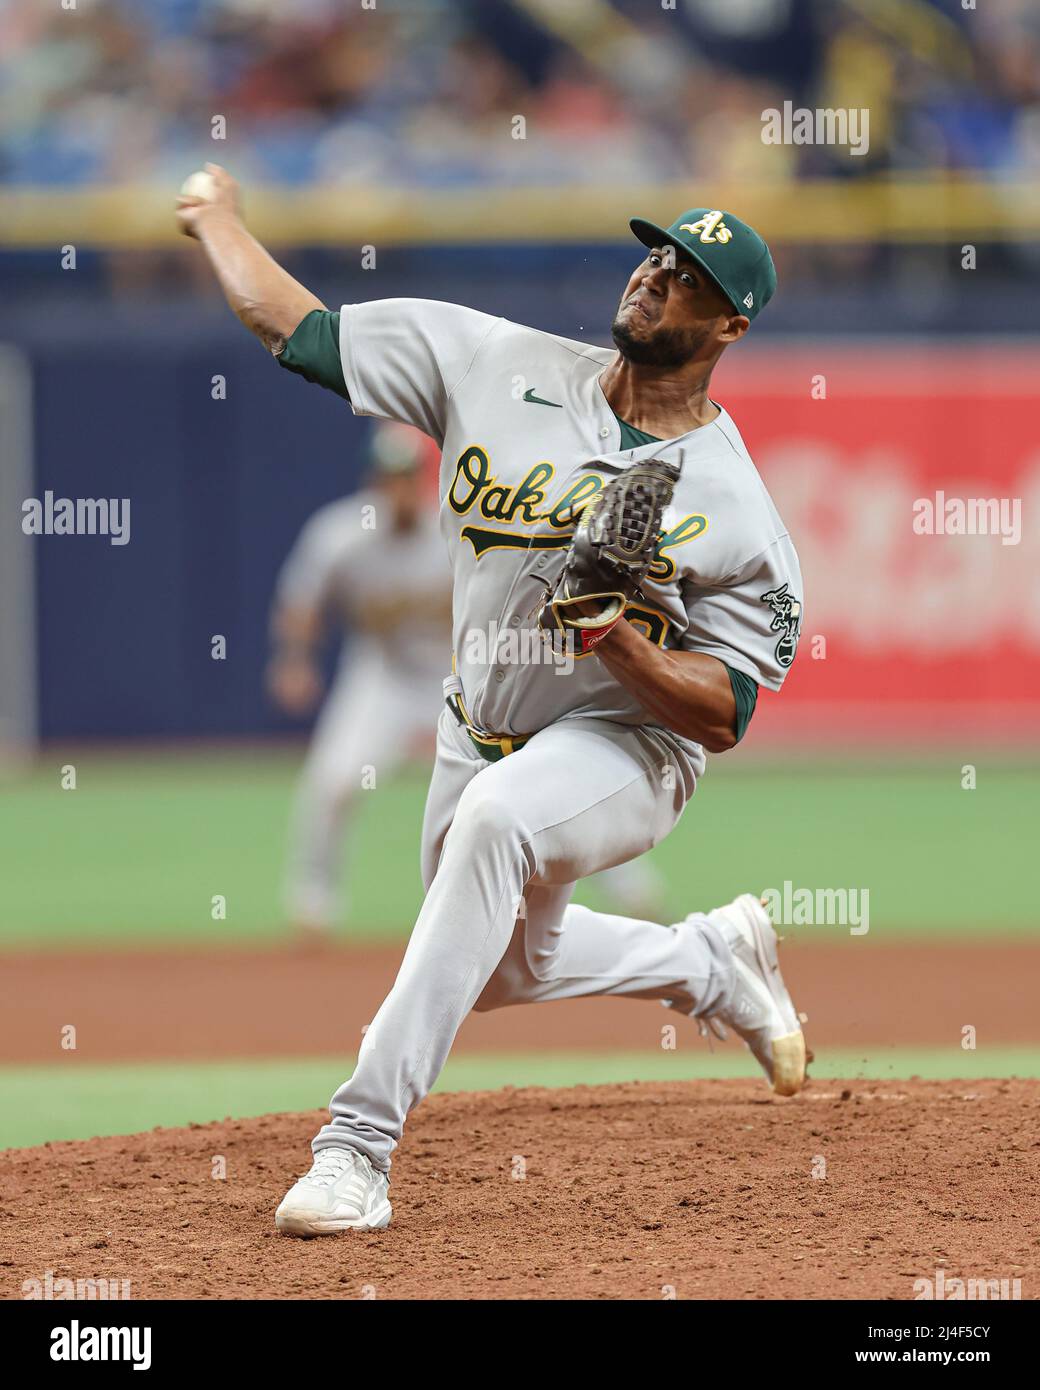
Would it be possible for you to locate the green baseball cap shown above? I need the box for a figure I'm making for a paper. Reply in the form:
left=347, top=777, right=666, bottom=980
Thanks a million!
left=629, top=208, right=776, bottom=321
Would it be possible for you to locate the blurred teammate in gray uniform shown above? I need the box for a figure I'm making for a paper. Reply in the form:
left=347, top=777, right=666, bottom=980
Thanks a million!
left=179, top=169, right=809, bottom=1237
left=268, top=424, right=448, bottom=941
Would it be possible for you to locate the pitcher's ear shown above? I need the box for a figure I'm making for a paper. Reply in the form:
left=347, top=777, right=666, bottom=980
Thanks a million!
left=719, top=314, right=751, bottom=344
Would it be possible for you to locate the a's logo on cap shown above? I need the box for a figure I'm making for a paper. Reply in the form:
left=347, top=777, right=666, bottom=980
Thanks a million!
left=743, top=291, right=754, bottom=308
left=679, top=211, right=732, bottom=245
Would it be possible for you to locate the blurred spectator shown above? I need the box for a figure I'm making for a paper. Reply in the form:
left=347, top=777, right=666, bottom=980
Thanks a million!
left=2, top=0, right=1038, bottom=189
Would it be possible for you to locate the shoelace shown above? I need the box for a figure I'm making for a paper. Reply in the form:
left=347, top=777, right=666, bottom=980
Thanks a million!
left=305, top=1148, right=364, bottom=1189
left=698, top=1017, right=729, bottom=1048
left=661, top=995, right=730, bottom=1049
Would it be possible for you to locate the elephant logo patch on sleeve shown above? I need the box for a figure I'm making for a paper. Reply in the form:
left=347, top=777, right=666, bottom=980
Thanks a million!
left=760, top=583, right=802, bottom=667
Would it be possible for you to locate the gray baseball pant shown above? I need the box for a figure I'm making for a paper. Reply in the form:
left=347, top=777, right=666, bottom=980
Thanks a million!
left=284, top=650, right=441, bottom=928
left=312, top=707, right=736, bottom=1170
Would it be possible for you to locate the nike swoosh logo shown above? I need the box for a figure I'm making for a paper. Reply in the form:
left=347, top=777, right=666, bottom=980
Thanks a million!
left=522, top=388, right=562, bottom=408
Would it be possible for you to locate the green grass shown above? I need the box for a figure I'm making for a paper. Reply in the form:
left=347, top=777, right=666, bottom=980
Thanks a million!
left=0, top=748, right=1036, bottom=947
left=2, top=1047, right=1037, bottom=1150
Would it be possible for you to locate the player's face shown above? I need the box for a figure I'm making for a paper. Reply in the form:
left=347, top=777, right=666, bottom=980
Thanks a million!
left=380, top=470, right=423, bottom=530
left=611, top=247, right=742, bottom=368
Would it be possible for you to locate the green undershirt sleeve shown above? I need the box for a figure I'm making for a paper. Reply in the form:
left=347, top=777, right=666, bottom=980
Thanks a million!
left=276, top=309, right=349, bottom=400
left=724, top=664, right=759, bottom=742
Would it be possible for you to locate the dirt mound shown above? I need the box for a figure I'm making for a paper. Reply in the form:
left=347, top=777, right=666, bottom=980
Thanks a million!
left=4, top=1079, right=1038, bottom=1300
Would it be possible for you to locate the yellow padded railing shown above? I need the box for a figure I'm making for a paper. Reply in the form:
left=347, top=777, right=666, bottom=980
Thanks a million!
left=0, top=176, right=1036, bottom=248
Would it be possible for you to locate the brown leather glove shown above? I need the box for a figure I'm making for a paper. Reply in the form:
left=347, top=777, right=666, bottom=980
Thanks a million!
left=538, top=457, right=681, bottom=653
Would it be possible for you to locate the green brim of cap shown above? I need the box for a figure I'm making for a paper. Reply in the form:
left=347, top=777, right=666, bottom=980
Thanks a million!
left=629, top=217, right=738, bottom=314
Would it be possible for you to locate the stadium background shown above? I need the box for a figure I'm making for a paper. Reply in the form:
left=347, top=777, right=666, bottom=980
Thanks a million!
left=0, top=0, right=1037, bottom=1152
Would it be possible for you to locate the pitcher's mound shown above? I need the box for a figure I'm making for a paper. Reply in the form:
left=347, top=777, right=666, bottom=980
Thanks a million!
left=4, top=1079, right=1037, bottom=1300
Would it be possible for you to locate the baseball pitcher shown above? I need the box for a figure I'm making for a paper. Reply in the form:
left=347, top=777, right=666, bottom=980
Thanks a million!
left=177, top=167, right=807, bottom=1236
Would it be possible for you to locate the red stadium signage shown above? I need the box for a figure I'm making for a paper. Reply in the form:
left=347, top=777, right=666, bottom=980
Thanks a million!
left=714, top=346, right=1040, bottom=743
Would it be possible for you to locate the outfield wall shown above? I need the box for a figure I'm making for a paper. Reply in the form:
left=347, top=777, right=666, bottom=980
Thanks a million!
left=7, top=315, right=1037, bottom=744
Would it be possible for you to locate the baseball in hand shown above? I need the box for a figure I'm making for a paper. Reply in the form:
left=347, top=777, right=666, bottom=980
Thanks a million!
left=179, top=170, right=219, bottom=201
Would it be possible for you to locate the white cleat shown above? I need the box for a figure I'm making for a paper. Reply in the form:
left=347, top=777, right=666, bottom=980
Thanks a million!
left=697, top=893, right=807, bottom=1097
left=275, top=1146, right=392, bottom=1236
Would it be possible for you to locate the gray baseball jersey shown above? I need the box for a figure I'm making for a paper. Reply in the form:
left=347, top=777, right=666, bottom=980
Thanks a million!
left=276, top=492, right=450, bottom=679
left=335, top=298, right=803, bottom=745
